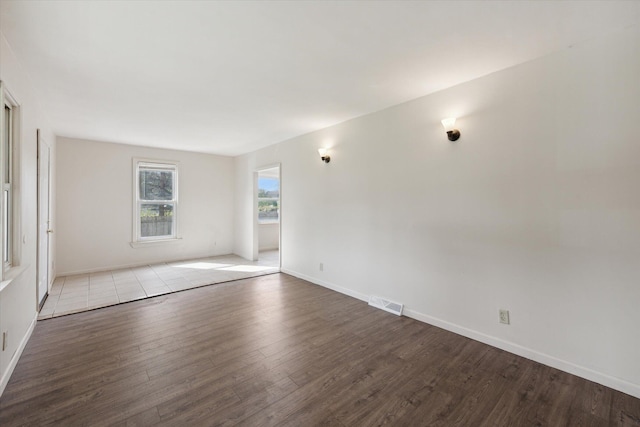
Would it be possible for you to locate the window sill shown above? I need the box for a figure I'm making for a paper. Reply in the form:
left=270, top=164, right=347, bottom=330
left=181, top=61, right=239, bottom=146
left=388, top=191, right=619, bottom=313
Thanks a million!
left=0, top=264, right=30, bottom=293
left=130, top=237, right=182, bottom=248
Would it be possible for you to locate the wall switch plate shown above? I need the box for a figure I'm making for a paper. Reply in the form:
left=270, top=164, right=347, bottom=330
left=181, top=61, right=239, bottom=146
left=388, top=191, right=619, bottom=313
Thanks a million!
left=499, top=309, right=510, bottom=325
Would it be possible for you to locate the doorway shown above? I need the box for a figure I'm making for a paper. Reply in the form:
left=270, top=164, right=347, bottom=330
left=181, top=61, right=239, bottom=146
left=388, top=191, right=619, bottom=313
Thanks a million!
left=37, top=130, right=52, bottom=310
left=255, top=165, right=280, bottom=269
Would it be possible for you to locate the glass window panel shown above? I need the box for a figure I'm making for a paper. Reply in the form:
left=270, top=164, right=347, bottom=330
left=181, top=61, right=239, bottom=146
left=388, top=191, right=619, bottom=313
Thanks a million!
left=4, top=106, right=10, bottom=184
left=258, top=177, right=279, bottom=198
left=258, top=199, right=279, bottom=222
left=139, top=169, right=173, bottom=201
left=3, top=190, right=8, bottom=262
left=140, top=203, right=174, bottom=238
left=258, top=174, right=279, bottom=223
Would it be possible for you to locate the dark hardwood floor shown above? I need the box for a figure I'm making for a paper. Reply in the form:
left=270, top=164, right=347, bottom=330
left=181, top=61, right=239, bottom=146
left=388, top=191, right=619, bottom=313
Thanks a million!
left=1, top=273, right=639, bottom=426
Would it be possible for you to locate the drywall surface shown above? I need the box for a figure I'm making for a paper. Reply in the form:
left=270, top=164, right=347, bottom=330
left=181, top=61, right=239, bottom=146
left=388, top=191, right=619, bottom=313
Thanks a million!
left=234, top=155, right=256, bottom=261
left=259, top=223, right=279, bottom=251
left=56, top=138, right=234, bottom=274
left=0, top=32, right=56, bottom=393
left=235, top=26, right=640, bottom=397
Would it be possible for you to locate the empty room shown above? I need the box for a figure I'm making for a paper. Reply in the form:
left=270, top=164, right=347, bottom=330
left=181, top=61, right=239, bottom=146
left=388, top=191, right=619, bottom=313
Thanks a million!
left=1, top=1, right=639, bottom=425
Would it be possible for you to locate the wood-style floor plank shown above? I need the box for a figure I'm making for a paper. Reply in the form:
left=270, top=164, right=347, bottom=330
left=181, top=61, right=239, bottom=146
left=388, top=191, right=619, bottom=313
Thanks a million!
left=1, top=273, right=639, bottom=426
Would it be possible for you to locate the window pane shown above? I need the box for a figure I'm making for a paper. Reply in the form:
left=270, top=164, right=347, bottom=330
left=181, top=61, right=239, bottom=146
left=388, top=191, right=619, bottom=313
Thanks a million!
left=258, top=199, right=279, bottom=221
left=258, top=177, right=279, bottom=198
left=4, top=106, right=10, bottom=184
left=258, top=174, right=279, bottom=222
left=140, top=203, right=174, bottom=238
left=3, top=190, right=8, bottom=263
left=139, top=169, right=173, bottom=201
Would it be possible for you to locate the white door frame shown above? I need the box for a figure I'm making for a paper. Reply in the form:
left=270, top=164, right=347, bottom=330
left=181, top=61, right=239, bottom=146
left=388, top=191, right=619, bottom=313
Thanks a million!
left=36, top=129, right=52, bottom=310
left=253, top=163, right=281, bottom=268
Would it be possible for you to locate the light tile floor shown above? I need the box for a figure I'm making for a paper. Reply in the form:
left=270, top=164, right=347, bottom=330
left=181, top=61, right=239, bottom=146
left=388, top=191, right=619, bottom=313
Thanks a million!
left=39, top=250, right=280, bottom=319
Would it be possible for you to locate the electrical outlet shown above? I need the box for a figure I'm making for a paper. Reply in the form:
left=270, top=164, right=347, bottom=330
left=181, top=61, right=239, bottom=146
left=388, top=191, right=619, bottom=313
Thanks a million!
left=319, top=262, right=324, bottom=272
left=499, top=309, right=510, bottom=325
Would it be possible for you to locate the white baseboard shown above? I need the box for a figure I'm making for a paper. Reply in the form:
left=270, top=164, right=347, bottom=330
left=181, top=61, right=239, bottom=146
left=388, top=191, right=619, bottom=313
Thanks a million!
left=402, top=308, right=640, bottom=400
left=282, top=269, right=640, bottom=400
left=0, top=311, right=37, bottom=397
left=281, top=268, right=369, bottom=303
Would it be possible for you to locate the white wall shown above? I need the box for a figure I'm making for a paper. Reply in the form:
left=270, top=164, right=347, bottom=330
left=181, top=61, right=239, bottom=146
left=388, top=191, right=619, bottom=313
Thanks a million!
left=235, top=26, right=640, bottom=398
left=56, top=138, right=234, bottom=275
left=0, top=32, right=56, bottom=393
left=259, top=223, right=279, bottom=251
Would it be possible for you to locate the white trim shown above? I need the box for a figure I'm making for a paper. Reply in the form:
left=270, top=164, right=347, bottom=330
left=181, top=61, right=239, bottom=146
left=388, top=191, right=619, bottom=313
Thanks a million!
left=0, top=311, right=36, bottom=397
left=132, top=158, right=180, bottom=244
left=0, top=264, right=29, bottom=293
left=254, top=163, right=281, bottom=174
left=402, top=308, right=640, bottom=399
left=0, top=81, right=21, bottom=275
left=282, top=270, right=640, bottom=400
left=281, top=268, right=368, bottom=303
left=129, top=237, right=182, bottom=248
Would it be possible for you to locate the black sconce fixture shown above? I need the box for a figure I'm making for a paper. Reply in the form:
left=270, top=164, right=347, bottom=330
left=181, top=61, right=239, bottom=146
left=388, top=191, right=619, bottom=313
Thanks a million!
left=441, top=117, right=461, bottom=141
left=318, top=148, right=331, bottom=163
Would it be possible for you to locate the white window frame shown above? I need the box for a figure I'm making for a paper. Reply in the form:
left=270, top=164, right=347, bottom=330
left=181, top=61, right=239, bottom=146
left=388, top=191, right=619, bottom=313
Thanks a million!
left=132, top=158, right=179, bottom=245
left=0, top=81, right=21, bottom=277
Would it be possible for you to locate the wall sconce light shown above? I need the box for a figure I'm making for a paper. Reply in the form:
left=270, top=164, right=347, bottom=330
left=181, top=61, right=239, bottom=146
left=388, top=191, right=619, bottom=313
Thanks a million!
left=441, top=118, right=461, bottom=141
left=318, top=148, right=331, bottom=163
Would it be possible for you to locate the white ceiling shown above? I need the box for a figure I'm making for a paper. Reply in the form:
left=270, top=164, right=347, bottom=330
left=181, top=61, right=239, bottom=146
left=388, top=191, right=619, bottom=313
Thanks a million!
left=1, top=1, right=638, bottom=156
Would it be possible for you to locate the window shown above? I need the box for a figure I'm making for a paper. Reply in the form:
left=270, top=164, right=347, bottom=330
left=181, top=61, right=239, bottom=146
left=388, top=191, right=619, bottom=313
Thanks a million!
left=0, top=81, right=18, bottom=273
left=258, top=170, right=279, bottom=223
left=134, top=160, right=178, bottom=242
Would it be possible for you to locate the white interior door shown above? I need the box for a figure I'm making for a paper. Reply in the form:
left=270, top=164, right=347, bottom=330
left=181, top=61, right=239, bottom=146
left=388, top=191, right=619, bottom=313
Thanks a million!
left=37, top=131, right=51, bottom=309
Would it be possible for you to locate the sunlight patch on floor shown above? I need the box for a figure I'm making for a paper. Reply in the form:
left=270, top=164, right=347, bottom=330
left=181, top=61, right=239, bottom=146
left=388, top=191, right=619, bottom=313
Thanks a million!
left=173, top=262, right=232, bottom=270
left=220, top=265, right=274, bottom=273
left=39, top=250, right=279, bottom=319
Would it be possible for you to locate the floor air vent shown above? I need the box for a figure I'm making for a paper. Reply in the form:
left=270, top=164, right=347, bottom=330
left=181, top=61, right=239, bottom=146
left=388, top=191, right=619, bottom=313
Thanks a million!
left=368, top=296, right=404, bottom=316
